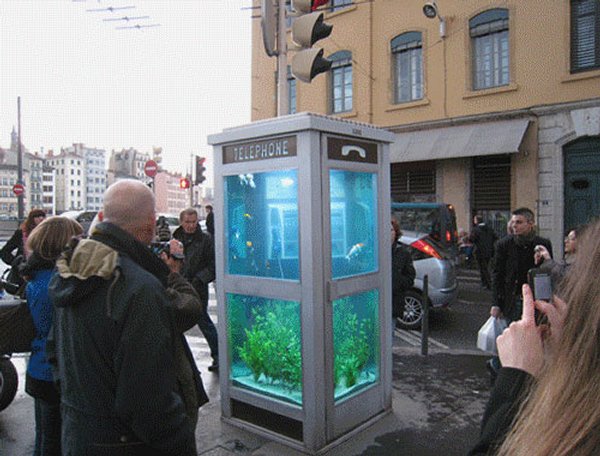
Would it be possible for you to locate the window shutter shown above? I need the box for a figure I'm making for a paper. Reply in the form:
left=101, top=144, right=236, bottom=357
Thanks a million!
left=472, top=155, right=511, bottom=211
left=391, top=161, right=436, bottom=202
left=571, top=0, right=600, bottom=72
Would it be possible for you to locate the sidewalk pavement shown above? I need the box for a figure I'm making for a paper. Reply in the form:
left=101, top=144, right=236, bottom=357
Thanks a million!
left=193, top=347, right=491, bottom=456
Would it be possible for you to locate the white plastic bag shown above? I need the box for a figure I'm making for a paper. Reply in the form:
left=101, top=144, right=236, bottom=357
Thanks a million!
left=477, top=316, right=508, bottom=354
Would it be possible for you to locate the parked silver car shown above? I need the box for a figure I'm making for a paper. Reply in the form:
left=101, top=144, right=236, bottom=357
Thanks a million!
left=395, top=230, right=458, bottom=330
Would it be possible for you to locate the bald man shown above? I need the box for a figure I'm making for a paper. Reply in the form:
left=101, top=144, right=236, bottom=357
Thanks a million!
left=50, top=180, right=197, bottom=456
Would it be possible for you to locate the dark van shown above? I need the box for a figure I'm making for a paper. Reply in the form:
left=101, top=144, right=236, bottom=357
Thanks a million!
left=391, top=202, right=459, bottom=258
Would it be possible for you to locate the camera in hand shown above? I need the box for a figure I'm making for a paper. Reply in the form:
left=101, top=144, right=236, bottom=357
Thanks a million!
left=151, top=241, right=184, bottom=260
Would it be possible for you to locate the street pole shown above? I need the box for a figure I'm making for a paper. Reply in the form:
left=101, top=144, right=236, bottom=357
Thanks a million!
left=276, top=0, right=289, bottom=116
left=17, top=97, right=24, bottom=221
left=190, top=153, right=194, bottom=208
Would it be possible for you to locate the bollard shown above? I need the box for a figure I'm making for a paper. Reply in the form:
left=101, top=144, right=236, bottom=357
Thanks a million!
left=421, top=274, right=429, bottom=356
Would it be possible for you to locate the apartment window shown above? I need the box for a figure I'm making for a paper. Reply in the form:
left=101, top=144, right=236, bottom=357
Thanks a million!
left=470, top=9, right=509, bottom=90
left=392, top=32, right=423, bottom=103
left=571, top=0, right=600, bottom=72
left=330, top=50, right=353, bottom=113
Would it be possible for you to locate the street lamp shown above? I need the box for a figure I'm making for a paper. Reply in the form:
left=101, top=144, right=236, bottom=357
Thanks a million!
left=422, top=2, right=446, bottom=38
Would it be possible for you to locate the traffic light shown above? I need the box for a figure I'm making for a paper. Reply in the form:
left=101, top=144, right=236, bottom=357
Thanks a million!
left=179, top=177, right=190, bottom=189
left=290, top=0, right=333, bottom=83
left=195, top=156, right=206, bottom=184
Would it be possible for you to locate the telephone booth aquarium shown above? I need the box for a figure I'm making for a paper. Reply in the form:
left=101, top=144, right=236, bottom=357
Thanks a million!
left=208, top=113, right=395, bottom=454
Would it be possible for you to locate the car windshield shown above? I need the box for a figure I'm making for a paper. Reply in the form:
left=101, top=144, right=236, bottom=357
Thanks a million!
left=392, top=207, right=441, bottom=236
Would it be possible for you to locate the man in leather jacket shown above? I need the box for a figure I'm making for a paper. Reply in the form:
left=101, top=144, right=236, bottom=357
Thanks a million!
left=173, top=208, right=219, bottom=372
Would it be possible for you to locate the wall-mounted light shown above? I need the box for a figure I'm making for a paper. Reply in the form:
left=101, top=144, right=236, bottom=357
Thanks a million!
left=422, top=2, right=446, bottom=38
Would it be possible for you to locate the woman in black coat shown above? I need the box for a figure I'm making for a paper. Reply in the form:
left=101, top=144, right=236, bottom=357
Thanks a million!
left=391, top=218, right=416, bottom=320
left=0, top=208, right=46, bottom=266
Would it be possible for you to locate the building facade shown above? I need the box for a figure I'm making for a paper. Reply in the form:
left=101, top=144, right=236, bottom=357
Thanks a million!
left=251, top=0, right=600, bottom=255
left=46, top=150, right=87, bottom=213
left=0, top=129, right=56, bottom=216
left=154, top=170, right=191, bottom=215
left=63, top=143, right=107, bottom=211
left=107, top=147, right=151, bottom=185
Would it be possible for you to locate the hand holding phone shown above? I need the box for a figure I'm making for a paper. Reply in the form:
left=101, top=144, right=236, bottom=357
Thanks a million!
left=528, top=268, right=553, bottom=325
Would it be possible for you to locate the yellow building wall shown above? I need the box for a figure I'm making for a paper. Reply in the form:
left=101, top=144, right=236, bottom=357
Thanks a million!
left=437, top=158, right=470, bottom=233
left=511, top=122, right=539, bottom=216
left=251, top=1, right=600, bottom=124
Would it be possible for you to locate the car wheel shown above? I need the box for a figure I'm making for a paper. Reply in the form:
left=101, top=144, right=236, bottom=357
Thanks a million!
left=0, top=358, right=18, bottom=412
left=395, top=290, right=425, bottom=330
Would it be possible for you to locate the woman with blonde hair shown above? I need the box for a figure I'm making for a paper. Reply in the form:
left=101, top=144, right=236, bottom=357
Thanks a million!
left=470, top=219, right=600, bottom=455
left=21, top=216, right=83, bottom=456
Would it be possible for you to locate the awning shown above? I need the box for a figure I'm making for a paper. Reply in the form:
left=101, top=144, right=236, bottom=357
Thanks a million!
left=390, top=118, right=531, bottom=163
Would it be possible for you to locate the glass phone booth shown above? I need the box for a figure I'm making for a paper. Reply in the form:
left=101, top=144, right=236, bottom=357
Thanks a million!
left=208, top=113, right=395, bottom=454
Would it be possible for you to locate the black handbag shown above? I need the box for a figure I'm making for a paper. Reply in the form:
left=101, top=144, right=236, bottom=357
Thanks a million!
left=0, top=299, right=35, bottom=353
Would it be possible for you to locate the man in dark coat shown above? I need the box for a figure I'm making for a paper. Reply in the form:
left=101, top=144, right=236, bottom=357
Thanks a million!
left=49, top=180, right=197, bottom=456
left=470, top=215, right=497, bottom=290
left=173, top=208, right=218, bottom=372
left=391, top=219, right=416, bottom=321
left=491, top=208, right=553, bottom=323
left=487, top=207, right=552, bottom=380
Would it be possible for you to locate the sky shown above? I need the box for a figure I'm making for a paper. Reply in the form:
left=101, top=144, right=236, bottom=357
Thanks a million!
left=1, top=0, right=254, bottom=184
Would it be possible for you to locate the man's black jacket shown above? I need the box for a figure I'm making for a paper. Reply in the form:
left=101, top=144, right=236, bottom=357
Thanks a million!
left=491, top=234, right=552, bottom=318
left=173, top=225, right=215, bottom=304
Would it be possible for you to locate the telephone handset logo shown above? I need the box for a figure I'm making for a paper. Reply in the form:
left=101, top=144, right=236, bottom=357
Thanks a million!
left=341, top=145, right=367, bottom=159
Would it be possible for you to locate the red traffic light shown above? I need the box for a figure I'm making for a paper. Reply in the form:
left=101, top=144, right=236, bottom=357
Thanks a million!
left=179, top=177, right=190, bottom=189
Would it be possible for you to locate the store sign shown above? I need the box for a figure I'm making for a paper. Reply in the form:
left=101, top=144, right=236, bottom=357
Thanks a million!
left=327, top=137, right=378, bottom=164
left=223, top=136, right=297, bottom=164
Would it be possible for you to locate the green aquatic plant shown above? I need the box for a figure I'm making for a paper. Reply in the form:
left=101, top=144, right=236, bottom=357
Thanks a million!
left=333, top=297, right=374, bottom=388
left=237, top=300, right=302, bottom=390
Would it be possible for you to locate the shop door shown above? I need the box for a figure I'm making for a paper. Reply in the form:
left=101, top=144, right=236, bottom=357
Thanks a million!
left=564, top=137, right=600, bottom=231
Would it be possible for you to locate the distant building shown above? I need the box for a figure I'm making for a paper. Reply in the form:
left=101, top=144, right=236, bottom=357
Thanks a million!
left=63, top=144, right=106, bottom=211
left=154, top=170, right=189, bottom=215
left=0, top=128, right=55, bottom=216
left=45, top=149, right=87, bottom=213
left=107, top=147, right=150, bottom=185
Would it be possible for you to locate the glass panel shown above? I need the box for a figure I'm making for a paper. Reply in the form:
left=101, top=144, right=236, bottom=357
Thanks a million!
left=333, top=289, right=379, bottom=402
left=225, top=169, right=300, bottom=280
left=330, top=170, right=378, bottom=278
left=227, top=293, right=302, bottom=405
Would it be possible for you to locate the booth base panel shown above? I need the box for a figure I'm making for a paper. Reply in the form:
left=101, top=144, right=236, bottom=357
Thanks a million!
left=226, top=400, right=392, bottom=455
left=231, top=399, right=303, bottom=441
